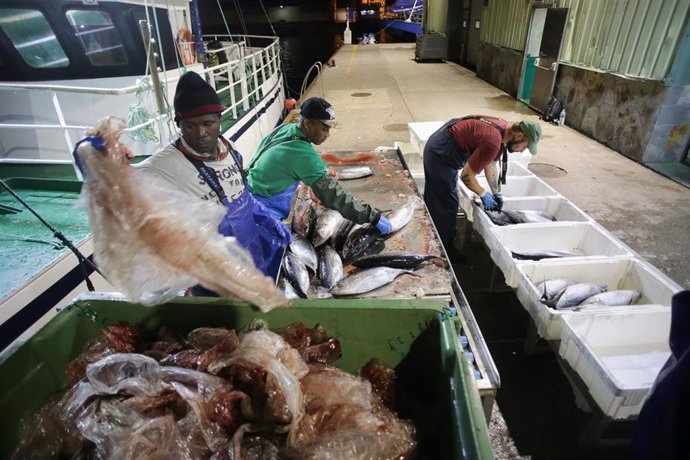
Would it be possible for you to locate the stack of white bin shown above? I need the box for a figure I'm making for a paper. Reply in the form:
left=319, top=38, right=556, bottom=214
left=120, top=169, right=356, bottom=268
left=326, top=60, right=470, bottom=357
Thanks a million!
left=455, top=148, right=682, bottom=421
left=405, top=121, right=683, bottom=421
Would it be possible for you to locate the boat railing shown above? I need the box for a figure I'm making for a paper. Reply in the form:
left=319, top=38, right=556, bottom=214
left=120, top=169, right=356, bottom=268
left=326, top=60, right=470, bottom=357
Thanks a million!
left=0, top=35, right=282, bottom=172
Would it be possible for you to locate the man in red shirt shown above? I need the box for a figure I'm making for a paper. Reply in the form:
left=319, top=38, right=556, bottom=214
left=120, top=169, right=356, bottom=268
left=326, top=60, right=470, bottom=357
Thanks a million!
left=423, top=116, right=542, bottom=262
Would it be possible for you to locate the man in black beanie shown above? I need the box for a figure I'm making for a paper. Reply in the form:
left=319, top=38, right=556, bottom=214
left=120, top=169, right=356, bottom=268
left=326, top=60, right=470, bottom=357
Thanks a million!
left=137, top=71, right=290, bottom=291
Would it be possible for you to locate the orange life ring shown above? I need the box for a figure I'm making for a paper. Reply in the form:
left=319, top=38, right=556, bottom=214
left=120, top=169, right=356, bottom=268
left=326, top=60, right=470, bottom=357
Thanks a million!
left=177, top=27, right=196, bottom=65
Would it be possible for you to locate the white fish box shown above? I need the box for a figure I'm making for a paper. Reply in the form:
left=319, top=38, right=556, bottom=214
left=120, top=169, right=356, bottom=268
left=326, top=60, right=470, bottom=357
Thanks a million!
left=476, top=161, right=534, bottom=178
left=489, top=222, right=635, bottom=288
left=507, top=149, right=534, bottom=167
left=559, top=310, right=672, bottom=419
left=459, top=176, right=560, bottom=222
left=408, top=121, right=443, bottom=153
left=516, top=257, right=681, bottom=340
left=472, top=196, right=593, bottom=249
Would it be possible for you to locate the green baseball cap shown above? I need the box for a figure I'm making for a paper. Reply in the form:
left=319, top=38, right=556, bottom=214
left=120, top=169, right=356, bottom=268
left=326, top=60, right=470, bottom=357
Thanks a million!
left=519, top=120, right=542, bottom=154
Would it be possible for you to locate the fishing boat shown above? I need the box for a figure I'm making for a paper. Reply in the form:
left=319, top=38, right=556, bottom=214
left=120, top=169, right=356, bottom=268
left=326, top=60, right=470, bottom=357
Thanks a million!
left=381, top=0, right=423, bottom=37
left=0, top=0, right=287, bottom=351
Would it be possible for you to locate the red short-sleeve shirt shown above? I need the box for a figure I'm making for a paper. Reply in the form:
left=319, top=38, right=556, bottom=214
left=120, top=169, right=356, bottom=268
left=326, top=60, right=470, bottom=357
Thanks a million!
left=448, top=117, right=507, bottom=173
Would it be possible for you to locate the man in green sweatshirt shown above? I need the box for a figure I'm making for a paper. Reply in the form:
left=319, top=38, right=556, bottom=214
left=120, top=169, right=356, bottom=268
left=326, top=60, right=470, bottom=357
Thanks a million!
left=246, top=97, right=392, bottom=234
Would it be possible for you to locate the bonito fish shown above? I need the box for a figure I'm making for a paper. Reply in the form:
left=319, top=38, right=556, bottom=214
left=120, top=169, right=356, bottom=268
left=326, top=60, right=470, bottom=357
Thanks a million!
left=337, top=166, right=375, bottom=180
left=331, top=267, right=419, bottom=296
left=351, top=252, right=441, bottom=269
left=291, top=199, right=316, bottom=239
left=579, top=289, right=641, bottom=307
left=386, top=196, right=423, bottom=233
left=313, top=209, right=344, bottom=247
left=289, top=234, right=318, bottom=272
left=552, top=282, right=608, bottom=309
left=536, top=278, right=578, bottom=302
left=318, top=246, right=344, bottom=289
left=75, top=117, right=287, bottom=311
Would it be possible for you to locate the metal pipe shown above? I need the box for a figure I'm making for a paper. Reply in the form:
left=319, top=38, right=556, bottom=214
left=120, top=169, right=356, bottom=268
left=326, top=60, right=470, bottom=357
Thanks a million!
left=138, top=20, right=167, bottom=116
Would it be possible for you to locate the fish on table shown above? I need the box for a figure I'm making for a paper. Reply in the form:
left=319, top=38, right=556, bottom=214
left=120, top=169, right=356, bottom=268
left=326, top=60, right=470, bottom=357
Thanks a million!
left=336, top=166, right=375, bottom=180
left=289, top=234, right=318, bottom=273
left=318, top=245, right=344, bottom=289
left=282, top=251, right=310, bottom=299
left=312, top=209, right=344, bottom=247
left=331, top=267, right=419, bottom=296
left=291, top=199, right=317, bottom=240
left=351, top=252, right=442, bottom=269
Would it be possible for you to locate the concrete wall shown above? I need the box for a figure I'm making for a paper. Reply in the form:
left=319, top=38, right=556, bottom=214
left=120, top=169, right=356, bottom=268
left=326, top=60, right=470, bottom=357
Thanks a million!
left=475, top=42, right=523, bottom=99
left=475, top=42, right=690, bottom=164
left=555, top=66, right=690, bottom=163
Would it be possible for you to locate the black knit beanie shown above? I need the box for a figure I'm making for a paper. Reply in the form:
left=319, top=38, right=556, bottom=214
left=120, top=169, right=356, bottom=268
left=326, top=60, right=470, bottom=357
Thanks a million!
left=173, top=71, right=223, bottom=122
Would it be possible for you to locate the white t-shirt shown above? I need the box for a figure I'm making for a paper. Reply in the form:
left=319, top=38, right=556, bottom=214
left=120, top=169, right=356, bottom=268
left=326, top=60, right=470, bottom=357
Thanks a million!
left=136, top=143, right=245, bottom=204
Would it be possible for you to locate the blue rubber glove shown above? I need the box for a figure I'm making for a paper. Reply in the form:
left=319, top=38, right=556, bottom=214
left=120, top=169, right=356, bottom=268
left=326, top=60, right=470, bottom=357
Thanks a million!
left=495, top=193, right=504, bottom=211
left=480, top=192, right=498, bottom=211
left=375, top=215, right=393, bottom=235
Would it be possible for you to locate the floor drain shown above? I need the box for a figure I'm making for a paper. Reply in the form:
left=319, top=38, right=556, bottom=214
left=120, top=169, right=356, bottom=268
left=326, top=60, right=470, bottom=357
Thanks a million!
left=350, top=92, right=371, bottom=97
left=528, top=163, right=568, bottom=178
left=383, top=123, right=409, bottom=132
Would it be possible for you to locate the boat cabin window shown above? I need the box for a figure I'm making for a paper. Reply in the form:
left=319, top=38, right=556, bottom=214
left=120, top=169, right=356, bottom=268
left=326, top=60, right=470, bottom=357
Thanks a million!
left=66, top=10, right=127, bottom=67
left=0, top=8, right=69, bottom=68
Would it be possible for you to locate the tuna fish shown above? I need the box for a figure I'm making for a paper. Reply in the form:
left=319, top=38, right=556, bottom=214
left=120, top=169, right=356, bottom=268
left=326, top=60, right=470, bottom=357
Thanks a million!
left=331, top=267, right=419, bottom=296
left=289, top=234, right=318, bottom=272
left=351, top=252, right=441, bottom=269
left=318, top=246, right=344, bottom=289
left=579, top=289, right=641, bottom=307
left=485, top=210, right=514, bottom=226
left=386, top=196, right=423, bottom=233
left=503, top=209, right=556, bottom=224
left=484, top=208, right=556, bottom=225
left=512, top=250, right=581, bottom=261
left=292, top=200, right=316, bottom=240
left=341, top=225, right=380, bottom=262
left=552, top=282, right=608, bottom=310
left=313, top=209, right=344, bottom=247
left=535, top=278, right=578, bottom=302
left=337, top=166, right=374, bottom=180
left=330, top=218, right=355, bottom=252
left=283, top=251, right=310, bottom=298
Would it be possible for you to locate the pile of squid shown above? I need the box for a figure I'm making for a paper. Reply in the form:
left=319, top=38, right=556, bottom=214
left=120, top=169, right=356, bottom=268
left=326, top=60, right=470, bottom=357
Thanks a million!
left=13, top=321, right=416, bottom=459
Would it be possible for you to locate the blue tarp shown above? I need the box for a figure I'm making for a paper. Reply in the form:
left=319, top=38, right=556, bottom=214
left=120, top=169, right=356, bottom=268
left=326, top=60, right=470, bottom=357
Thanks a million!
left=389, top=0, right=423, bottom=14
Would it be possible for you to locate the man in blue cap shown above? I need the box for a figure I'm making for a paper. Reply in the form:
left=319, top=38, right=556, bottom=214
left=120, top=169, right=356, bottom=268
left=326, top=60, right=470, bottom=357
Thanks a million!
left=246, top=97, right=393, bottom=235
left=423, top=115, right=542, bottom=263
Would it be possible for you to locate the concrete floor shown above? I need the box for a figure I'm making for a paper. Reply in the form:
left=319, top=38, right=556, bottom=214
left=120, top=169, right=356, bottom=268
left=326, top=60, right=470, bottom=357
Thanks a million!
left=300, top=43, right=690, bottom=458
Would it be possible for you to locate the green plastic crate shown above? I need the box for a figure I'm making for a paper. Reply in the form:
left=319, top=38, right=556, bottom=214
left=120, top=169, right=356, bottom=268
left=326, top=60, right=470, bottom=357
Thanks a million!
left=0, top=296, right=493, bottom=460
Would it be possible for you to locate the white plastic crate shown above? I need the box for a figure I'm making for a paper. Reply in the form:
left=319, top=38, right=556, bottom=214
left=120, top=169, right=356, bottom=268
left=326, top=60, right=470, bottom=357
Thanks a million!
left=459, top=176, right=560, bottom=222
left=471, top=196, right=593, bottom=251
left=408, top=121, right=444, bottom=153
left=475, top=161, right=534, bottom=178
left=507, top=149, right=534, bottom=167
left=489, top=222, right=635, bottom=288
left=516, top=257, right=682, bottom=340
left=559, top=309, right=672, bottom=419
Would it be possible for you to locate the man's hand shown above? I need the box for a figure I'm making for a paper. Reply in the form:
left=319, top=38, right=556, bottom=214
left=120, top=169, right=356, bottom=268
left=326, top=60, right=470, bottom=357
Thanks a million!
left=374, top=215, right=393, bottom=235
left=480, top=192, right=498, bottom=211
left=495, top=193, right=504, bottom=211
